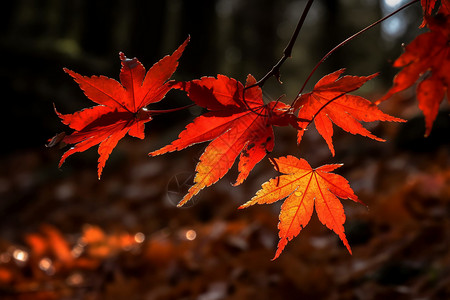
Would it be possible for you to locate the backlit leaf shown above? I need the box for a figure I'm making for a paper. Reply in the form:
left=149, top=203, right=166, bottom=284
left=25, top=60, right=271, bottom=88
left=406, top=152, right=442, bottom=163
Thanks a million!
left=240, top=155, right=363, bottom=260
left=294, top=69, right=404, bottom=155
left=377, top=11, right=449, bottom=136
left=55, top=37, right=189, bottom=178
left=151, top=75, right=300, bottom=206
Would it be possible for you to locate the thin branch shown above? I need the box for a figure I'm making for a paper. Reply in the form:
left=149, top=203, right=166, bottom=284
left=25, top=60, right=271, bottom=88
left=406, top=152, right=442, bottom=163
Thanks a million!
left=245, top=0, right=315, bottom=90
left=292, top=0, right=420, bottom=107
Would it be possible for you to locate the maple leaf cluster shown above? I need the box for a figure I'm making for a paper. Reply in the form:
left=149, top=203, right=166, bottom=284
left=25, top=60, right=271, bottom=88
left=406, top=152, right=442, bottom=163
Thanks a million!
left=50, top=0, right=447, bottom=259
left=378, top=2, right=450, bottom=136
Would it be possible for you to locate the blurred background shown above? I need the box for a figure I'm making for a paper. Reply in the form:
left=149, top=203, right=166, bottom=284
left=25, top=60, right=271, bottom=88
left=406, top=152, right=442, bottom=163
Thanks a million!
left=0, top=0, right=449, bottom=299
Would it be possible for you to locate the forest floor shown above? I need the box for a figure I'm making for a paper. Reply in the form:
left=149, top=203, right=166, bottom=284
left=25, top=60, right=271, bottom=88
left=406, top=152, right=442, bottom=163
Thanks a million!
left=0, top=102, right=449, bottom=300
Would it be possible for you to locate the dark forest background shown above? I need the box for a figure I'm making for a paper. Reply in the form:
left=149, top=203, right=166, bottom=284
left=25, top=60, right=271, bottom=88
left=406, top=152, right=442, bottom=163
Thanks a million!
left=0, top=0, right=426, bottom=153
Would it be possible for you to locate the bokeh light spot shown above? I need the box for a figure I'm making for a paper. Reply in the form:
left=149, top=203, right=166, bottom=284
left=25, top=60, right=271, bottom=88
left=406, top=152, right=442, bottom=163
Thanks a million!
left=186, top=229, right=197, bottom=241
left=134, top=232, right=145, bottom=244
left=12, top=249, right=28, bottom=263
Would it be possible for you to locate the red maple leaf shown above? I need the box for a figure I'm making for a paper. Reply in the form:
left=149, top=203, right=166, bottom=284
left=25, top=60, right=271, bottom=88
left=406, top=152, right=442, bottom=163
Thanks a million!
left=55, top=37, right=189, bottom=178
left=294, top=69, right=404, bottom=155
left=239, top=155, right=362, bottom=260
left=420, top=0, right=449, bottom=27
left=420, top=0, right=438, bottom=27
left=150, top=75, right=300, bottom=206
left=377, top=12, right=449, bottom=136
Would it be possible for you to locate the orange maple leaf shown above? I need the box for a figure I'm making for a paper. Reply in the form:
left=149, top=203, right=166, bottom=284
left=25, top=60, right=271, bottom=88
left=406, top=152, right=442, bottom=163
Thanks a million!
left=55, top=37, right=189, bottom=178
left=377, top=11, right=449, bottom=136
left=150, top=75, right=300, bottom=207
left=25, top=225, right=74, bottom=270
left=239, top=155, right=362, bottom=260
left=294, top=69, right=404, bottom=155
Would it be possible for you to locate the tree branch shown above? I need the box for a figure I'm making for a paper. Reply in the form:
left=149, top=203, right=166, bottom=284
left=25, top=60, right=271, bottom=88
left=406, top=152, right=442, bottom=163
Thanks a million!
left=244, top=0, right=315, bottom=90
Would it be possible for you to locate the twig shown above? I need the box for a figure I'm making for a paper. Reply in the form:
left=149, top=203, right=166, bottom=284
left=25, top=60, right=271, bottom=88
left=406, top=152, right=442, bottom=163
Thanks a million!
left=244, top=0, right=315, bottom=90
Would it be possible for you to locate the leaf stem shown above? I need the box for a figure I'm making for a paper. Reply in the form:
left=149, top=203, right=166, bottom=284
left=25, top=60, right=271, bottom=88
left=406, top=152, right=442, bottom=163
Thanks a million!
left=245, top=0, right=315, bottom=90
left=268, top=156, right=281, bottom=186
left=241, top=89, right=270, bottom=117
left=292, top=0, right=420, bottom=107
left=307, top=92, right=346, bottom=126
left=147, top=103, right=196, bottom=115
